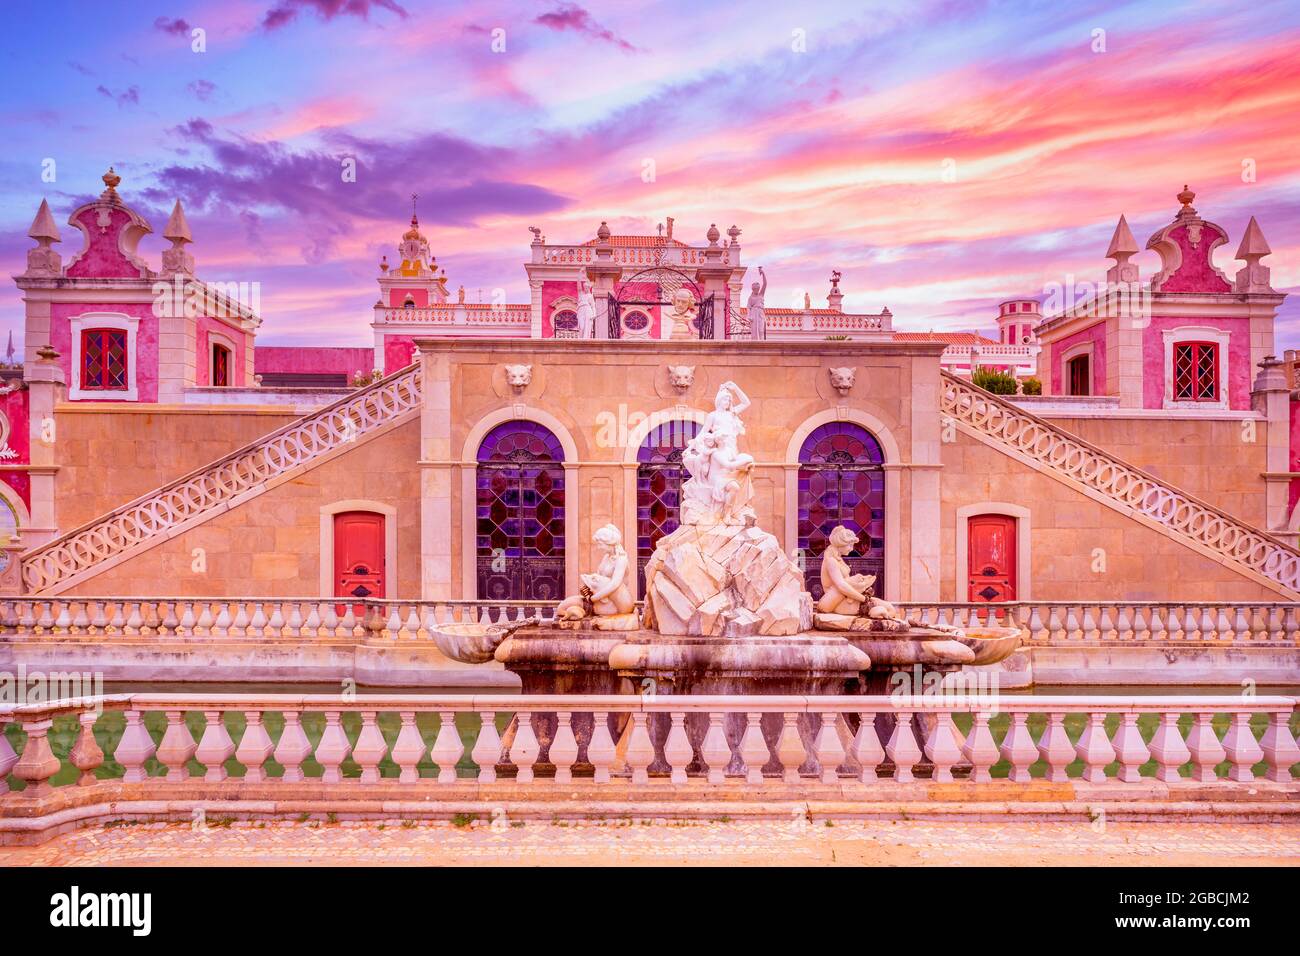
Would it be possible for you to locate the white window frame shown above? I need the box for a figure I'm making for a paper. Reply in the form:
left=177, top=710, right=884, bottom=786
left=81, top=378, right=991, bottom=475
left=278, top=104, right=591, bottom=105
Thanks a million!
left=1162, top=326, right=1230, bottom=411
left=69, top=312, right=139, bottom=401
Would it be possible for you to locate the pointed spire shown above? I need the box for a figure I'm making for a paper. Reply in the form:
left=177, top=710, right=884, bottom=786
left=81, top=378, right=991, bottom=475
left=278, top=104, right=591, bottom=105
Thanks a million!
left=163, top=200, right=192, bottom=244
left=1236, top=216, right=1271, bottom=259
left=28, top=199, right=60, bottom=242
left=1234, top=215, right=1274, bottom=293
left=1106, top=214, right=1140, bottom=285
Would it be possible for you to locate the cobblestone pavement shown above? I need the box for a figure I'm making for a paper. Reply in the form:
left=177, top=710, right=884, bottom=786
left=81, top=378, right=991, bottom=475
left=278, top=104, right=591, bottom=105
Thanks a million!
left=3, top=820, right=1298, bottom=866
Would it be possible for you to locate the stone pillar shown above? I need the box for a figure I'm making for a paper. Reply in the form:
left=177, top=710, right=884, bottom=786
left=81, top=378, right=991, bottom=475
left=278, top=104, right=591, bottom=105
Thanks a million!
left=909, top=359, right=942, bottom=601
left=419, top=351, right=454, bottom=599
left=528, top=278, right=544, bottom=338
left=23, top=346, right=64, bottom=549
left=696, top=266, right=731, bottom=341
left=1252, top=356, right=1291, bottom=532
left=1110, top=312, right=1145, bottom=407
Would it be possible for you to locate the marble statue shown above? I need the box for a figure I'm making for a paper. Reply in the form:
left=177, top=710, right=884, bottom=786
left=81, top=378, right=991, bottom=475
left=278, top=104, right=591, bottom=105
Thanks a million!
left=667, top=364, right=695, bottom=391
left=680, top=381, right=756, bottom=526
left=555, top=523, right=638, bottom=629
left=575, top=279, right=597, bottom=339
left=829, top=366, right=856, bottom=395
left=504, top=364, right=532, bottom=391
left=815, top=526, right=891, bottom=617
left=746, top=266, right=767, bottom=340
left=667, top=288, right=697, bottom=340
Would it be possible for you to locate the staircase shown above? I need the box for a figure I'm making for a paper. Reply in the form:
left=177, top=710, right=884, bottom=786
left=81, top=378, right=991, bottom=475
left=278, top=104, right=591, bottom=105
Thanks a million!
left=940, top=371, right=1300, bottom=599
left=22, top=364, right=423, bottom=594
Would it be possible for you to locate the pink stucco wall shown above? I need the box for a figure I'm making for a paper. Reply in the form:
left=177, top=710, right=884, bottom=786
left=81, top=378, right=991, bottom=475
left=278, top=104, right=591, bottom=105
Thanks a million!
left=0, top=387, right=30, bottom=509
left=1049, top=321, right=1106, bottom=395
left=1290, top=398, right=1300, bottom=518
left=50, top=302, right=159, bottom=402
left=1153, top=222, right=1232, bottom=294
left=255, top=346, right=374, bottom=377
left=388, top=287, right=430, bottom=308
left=541, top=280, right=578, bottom=338
left=65, top=207, right=148, bottom=279
left=383, top=336, right=416, bottom=374
left=1141, top=315, right=1249, bottom=409
left=195, top=317, right=250, bottom=387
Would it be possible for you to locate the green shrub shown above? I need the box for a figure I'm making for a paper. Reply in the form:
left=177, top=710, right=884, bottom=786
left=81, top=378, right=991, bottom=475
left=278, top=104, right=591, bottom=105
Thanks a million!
left=970, top=367, right=1018, bottom=395
left=1020, top=376, right=1042, bottom=395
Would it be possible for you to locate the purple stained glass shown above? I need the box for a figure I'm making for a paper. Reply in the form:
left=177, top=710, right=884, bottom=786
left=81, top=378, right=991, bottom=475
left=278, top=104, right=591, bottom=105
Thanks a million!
left=797, top=422, right=885, bottom=597
left=636, top=419, right=700, bottom=596
left=476, top=421, right=565, bottom=600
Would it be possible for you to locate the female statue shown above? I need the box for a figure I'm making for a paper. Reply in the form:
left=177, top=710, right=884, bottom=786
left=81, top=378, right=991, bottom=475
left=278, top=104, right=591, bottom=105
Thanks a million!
left=556, top=523, right=635, bottom=620
left=575, top=279, right=597, bottom=339
left=815, top=524, right=900, bottom=619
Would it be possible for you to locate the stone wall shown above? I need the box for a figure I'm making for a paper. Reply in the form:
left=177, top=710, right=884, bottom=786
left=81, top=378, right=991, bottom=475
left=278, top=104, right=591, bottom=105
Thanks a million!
left=59, top=420, right=421, bottom=598
left=53, top=404, right=299, bottom=530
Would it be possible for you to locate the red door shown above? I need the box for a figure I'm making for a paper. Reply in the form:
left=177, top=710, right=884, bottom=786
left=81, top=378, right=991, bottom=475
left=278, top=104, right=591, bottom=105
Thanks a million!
left=334, top=511, right=385, bottom=600
left=967, top=514, right=1016, bottom=602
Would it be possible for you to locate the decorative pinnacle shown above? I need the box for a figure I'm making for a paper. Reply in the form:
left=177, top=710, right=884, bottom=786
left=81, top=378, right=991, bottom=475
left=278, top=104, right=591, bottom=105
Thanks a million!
left=101, top=166, right=122, bottom=201
left=596, top=220, right=611, bottom=241
left=1175, top=184, right=1197, bottom=218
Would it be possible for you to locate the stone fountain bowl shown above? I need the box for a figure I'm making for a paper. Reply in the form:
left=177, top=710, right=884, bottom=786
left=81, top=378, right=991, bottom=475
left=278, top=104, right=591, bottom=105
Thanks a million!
left=951, top=625, right=1022, bottom=666
left=429, top=622, right=512, bottom=664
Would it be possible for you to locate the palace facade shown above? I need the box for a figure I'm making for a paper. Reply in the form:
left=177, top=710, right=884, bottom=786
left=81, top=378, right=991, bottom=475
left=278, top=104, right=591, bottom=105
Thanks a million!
left=3, top=170, right=1297, bottom=608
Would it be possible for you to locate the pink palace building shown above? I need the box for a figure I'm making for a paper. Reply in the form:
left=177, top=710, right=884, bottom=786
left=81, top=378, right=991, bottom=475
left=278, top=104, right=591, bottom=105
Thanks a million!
left=3, top=169, right=1298, bottom=621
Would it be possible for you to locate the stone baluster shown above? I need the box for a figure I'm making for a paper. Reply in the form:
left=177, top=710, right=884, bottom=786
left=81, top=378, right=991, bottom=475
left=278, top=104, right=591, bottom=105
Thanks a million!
left=813, top=712, right=846, bottom=783
left=1000, top=712, right=1038, bottom=782
left=404, top=607, right=421, bottom=639
left=213, top=604, right=232, bottom=638
left=321, top=603, right=340, bottom=637
left=1250, top=606, right=1268, bottom=642
left=339, top=605, right=356, bottom=637
left=1185, top=712, right=1226, bottom=782
left=385, top=608, right=402, bottom=639
left=177, top=602, right=196, bottom=637
left=1259, top=709, right=1300, bottom=783
left=285, top=603, right=305, bottom=639
left=511, top=711, right=541, bottom=784
left=1221, top=712, right=1263, bottom=783
left=229, top=602, right=248, bottom=639
left=248, top=603, right=267, bottom=640
left=1110, top=712, right=1150, bottom=782
left=625, top=712, right=655, bottom=784
left=1149, top=606, right=1167, bottom=641
left=1130, top=606, right=1148, bottom=641
left=18, top=601, right=38, bottom=632
left=471, top=712, right=503, bottom=783
left=1037, top=712, right=1074, bottom=782
left=1268, top=605, right=1287, bottom=641
left=740, top=712, right=770, bottom=783
left=1115, top=605, right=1133, bottom=640
left=196, top=710, right=236, bottom=782
left=885, top=712, right=922, bottom=783
left=922, top=712, right=962, bottom=782
left=0, top=717, right=18, bottom=793
left=1213, top=607, right=1231, bottom=642
left=1027, top=605, right=1045, bottom=643
left=235, top=712, right=275, bottom=782
left=1074, top=711, right=1116, bottom=783
left=55, top=602, right=73, bottom=633
left=431, top=711, right=464, bottom=783
left=353, top=710, right=389, bottom=784
left=90, top=601, right=109, bottom=633
left=1148, top=712, right=1190, bottom=782
left=35, top=601, right=55, bottom=632
left=116, top=709, right=157, bottom=784
left=1081, top=606, right=1098, bottom=641
left=1232, top=607, right=1251, bottom=642
left=588, top=712, right=616, bottom=784
left=157, top=710, right=198, bottom=781
left=274, top=710, right=313, bottom=783
left=665, top=712, right=694, bottom=784
left=701, top=712, right=732, bottom=783
left=1097, top=606, right=1114, bottom=641
left=316, top=711, right=352, bottom=784
left=551, top=712, right=579, bottom=785
left=12, top=715, right=62, bottom=796
left=266, top=603, right=285, bottom=639
left=69, top=711, right=104, bottom=787
left=1166, top=606, right=1184, bottom=641
left=776, top=712, right=806, bottom=783
left=195, top=603, right=214, bottom=637
left=391, top=711, right=426, bottom=783
left=1064, top=606, right=1080, bottom=641
left=1047, top=606, right=1063, bottom=641
left=961, top=711, right=999, bottom=782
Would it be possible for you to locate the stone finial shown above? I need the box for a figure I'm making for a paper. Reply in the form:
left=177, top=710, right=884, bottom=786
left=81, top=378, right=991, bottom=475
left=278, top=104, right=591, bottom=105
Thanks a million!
left=1175, top=183, right=1197, bottom=219
left=24, top=199, right=63, bottom=276
left=596, top=220, right=611, bottom=241
left=706, top=223, right=720, bottom=246
left=529, top=225, right=542, bottom=243
left=160, top=200, right=195, bottom=276
left=827, top=269, right=844, bottom=312
left=727, top=224, right=741, bottom=246
left=1105, top=214, right=1140, bottom=284
left=101, top=166, right=122, bottom=202
left=1234, top=216, right=1275, bottom=293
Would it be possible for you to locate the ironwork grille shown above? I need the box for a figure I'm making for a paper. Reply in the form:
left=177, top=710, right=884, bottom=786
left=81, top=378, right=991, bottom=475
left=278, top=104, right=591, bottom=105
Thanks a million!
left=1173, top=342, right=1218, bottom=401
left=81, top=329, right=127, bottom=390
left=797, top=422, right=886, bottom=597
left=475, top=421, right=566, bottom=601
left=636, top=419, right=700, bottom=597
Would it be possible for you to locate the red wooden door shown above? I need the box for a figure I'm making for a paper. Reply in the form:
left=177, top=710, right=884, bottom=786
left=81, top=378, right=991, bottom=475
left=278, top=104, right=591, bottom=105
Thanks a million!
left=334, top=511, right=385, bottom=600
left=967, top=514, right=1016, bottom=602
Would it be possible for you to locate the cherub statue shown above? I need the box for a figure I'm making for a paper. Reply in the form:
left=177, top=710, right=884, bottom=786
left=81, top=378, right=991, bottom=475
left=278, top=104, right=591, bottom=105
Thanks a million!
left=556, top=524, right=636, bottom=625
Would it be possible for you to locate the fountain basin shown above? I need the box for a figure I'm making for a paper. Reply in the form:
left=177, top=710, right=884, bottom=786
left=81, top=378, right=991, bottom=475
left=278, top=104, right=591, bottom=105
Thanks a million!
left=428, top=621, right=512, bottom=664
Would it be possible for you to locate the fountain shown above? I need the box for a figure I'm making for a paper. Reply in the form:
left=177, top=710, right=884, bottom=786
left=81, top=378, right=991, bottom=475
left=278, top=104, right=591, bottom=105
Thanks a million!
left=434, top=381, right=1021, bottom=767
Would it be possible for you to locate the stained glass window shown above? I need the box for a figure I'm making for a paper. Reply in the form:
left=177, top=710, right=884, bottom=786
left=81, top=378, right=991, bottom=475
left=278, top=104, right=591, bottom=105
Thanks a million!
left=81, top=329, right=127, bottom=390
left=797, top=422, right=886, bottom=597
left=475, top=421, right=566, bottom=600
left=636, top=419, right=700, bottom=596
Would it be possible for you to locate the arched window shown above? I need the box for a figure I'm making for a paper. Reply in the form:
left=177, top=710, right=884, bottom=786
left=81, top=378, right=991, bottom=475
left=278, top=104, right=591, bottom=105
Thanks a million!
left=797, top=422, right=885, bottom=597
left=552, top=309, right=579, bottom=338
left=1066, top=354, right=1090, bottom=395
left=81, top=328, right=128, bottom=390
left=635, top=419, right=700, bottom=597
left=475, top=421, right=566, bottom=600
